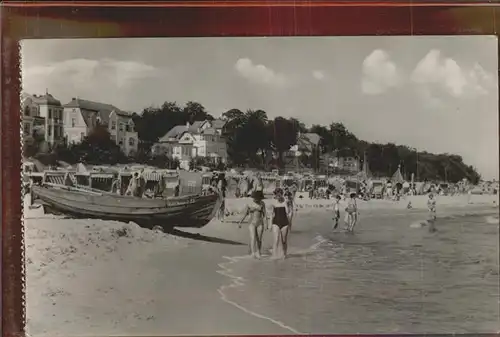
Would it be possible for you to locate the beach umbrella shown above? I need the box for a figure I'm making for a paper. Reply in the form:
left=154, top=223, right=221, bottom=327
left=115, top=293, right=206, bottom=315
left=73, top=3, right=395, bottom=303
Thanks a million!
left=391, top=165, right=404, bottom=184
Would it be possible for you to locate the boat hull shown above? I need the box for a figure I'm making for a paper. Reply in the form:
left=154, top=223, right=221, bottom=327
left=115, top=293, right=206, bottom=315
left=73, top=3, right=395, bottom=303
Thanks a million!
left=30, top=184, right=221, bottom=229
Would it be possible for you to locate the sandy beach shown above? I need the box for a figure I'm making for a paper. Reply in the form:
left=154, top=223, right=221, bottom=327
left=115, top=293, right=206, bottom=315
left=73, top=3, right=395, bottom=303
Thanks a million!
left=25, top=193, right=499, bottom=336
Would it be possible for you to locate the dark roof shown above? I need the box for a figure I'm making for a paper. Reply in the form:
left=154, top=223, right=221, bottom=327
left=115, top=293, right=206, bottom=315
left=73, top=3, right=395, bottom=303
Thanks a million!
left=63, top=98, right=130, bottom=126
left=158, top=119, right=223, bottom=143
left=297, top=133, right=321, bottom=151
left=22, top=92, right=62, bottom=107
left=211, top=119, right=226, bottom=129
left=188, top=121, right=205, bottom=133
left=159, top=125, right=188, bottom=142
left=302, top=133, right=321, bottom=145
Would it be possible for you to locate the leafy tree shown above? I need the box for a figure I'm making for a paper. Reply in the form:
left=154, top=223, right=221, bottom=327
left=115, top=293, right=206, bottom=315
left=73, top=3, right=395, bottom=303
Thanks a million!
left=222, top=108, right=247, bottom=166
left=70, top=126, right=127, bottom=165
left=121, top=99, right=483, bottom=183
left=132, top=101, right=215, bottom=154
left=183, top=101, right=214, bottom=124
left=268, top=117, right=298, bottom=168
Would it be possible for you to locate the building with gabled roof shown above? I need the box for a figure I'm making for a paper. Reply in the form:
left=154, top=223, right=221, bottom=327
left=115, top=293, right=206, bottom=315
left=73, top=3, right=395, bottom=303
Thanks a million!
left=63, top=97, right=138, bottom=156
left=21, top=91, right=65, bottom=146
left=153, top=119, right=228, bottom=170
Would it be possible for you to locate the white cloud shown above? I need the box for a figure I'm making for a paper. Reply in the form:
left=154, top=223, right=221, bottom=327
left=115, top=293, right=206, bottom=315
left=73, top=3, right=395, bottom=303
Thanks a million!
left=312, top=70, right=326, bottom=81
left=22, top=58, right=160, bottom=93
left=361, top=49, right=400, bottom=95
left=234, top=58, right=289, bottom=88
left=411, top=49, right=494, bottom=98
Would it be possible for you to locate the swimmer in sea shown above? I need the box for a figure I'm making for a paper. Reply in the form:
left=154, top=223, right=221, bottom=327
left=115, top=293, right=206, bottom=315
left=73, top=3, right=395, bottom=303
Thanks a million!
left=270, top=188, right=291, bottom=259
left=238, top=190, right=267, bottom=258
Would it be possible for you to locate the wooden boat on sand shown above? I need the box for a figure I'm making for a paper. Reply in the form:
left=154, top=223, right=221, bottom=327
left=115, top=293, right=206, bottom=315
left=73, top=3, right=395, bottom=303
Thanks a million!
left=29, top=183, right=222, bottom=229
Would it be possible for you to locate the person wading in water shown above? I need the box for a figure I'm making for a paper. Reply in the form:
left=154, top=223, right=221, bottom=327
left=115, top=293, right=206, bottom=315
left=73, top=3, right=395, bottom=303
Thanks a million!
left=217, top=173, right=227, bottom=221
left=238, top=190, right=268, bottom=258
left=345, top=193, right=358, bottom=232
left=427, top=193, right=437, bottom=232
left=332, top=194, right=342, bottom=230
left=285, top=189, right=295, bottom=232
left=270, top=188, right=291, bottom=259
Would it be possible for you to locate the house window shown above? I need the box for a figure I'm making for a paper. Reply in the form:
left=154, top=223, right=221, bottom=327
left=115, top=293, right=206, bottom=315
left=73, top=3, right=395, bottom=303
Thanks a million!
left=119, top=124, right=124, bottom=132
left=48, top=127, right=52, bottom=137
left=81, top=132, right=85, bottom=141
left=111, top=121, right=116, bottom=130
left=71, top=118, right=76, bottom=127
left=129, top=138, right=135, bottom=146
left=24, top=106, right=30, bottom=116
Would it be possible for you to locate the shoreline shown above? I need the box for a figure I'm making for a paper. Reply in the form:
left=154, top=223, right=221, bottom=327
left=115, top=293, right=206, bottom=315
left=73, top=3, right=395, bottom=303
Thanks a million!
left=213, top=207, right=499, bottom=334
left=25, top=194, right=499, bottom=336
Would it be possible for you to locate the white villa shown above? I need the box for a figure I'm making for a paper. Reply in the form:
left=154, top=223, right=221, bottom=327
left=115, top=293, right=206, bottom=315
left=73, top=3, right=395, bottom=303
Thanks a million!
left=21, top=91, right=65, bottom=146
left=63, top=98, right=139, bottom=156
left=153, top=119, right=228, bottom=170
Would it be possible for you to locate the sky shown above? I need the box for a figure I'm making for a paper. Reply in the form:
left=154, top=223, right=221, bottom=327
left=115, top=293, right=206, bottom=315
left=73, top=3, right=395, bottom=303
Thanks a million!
left=21, top=36, right=499, bottom=180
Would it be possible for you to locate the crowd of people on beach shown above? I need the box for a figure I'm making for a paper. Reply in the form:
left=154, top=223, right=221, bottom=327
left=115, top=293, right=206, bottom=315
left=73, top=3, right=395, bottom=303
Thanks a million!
left=229, top=171, right=450, bottom=259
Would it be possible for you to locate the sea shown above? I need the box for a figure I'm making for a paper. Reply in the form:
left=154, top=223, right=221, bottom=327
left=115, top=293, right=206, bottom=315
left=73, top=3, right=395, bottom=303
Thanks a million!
left=219, top=208, right=500, bottom=334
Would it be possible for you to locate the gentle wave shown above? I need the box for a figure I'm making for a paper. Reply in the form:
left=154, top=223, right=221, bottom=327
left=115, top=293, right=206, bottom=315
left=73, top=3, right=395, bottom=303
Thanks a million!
left=216, top=234, right=329, bottom=334
left=216, top=212, right=500, bottom=334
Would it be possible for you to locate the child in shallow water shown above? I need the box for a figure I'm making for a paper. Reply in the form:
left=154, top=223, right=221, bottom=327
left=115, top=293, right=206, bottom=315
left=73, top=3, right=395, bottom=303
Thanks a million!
left=332, top=194, right=341, bottom=230
left=427, top=193, right=437, bottom=232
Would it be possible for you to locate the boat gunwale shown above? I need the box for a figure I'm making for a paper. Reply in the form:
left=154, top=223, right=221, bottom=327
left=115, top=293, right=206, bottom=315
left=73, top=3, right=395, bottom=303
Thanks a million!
left=31, top=184, right=219, bottom=211
left=37, top=195, right=219, bottom=227
left=35, top=190, right=219, bottom=219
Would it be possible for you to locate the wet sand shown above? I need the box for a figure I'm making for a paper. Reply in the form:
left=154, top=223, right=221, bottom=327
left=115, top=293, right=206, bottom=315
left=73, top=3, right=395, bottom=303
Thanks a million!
left=24, top=194, right=499, bottom=336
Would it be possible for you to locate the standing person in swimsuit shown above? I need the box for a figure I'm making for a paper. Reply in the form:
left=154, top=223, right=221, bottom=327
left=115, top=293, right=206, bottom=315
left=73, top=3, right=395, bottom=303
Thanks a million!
left=238, top=190, right=267, bottom=258
left=270, top=188, right=291, bottom=259
left=285, top=190, right=295, bottom=232
left=345, top=193, right=358, bottom=232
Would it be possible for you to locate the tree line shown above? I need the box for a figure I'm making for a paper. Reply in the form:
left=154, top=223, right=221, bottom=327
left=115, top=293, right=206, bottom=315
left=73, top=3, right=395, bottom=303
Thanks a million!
left=22, top=100, right=481, bottom=184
